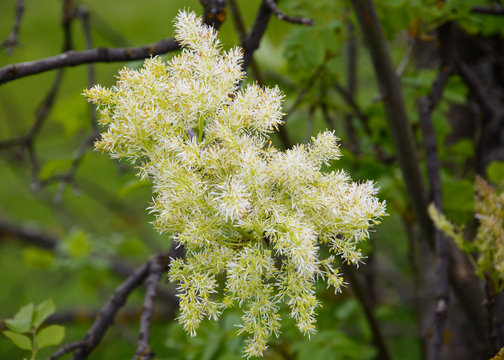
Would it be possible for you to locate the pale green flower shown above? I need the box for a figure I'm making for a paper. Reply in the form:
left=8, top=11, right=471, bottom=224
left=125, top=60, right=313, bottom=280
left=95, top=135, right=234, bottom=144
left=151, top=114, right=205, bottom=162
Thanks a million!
left=85, top=10, right=386, bottom=357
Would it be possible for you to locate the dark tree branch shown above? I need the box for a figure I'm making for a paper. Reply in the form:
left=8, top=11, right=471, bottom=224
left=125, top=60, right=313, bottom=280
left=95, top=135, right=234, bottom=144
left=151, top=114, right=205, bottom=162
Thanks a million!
left=471, top=6, right=504, bottom=15
left=264, top=0, right=314, bottom=25
left=419, top=66, right=452, bottom=360
left=0, top=0, right=24, bottom=55
left=228, top=0, right=264, bottom=84
left=133, top=255, right=164, bottom=360
left=70, top=259, right=152, bottom=360
left=350, top=0, right=433, bottom=243
left=0, top=38, right=180, bottom=85
left=0, top=0, right=228, bottom=85
left=67, top=242, right=184, bottom=360
left=0, top=219, right=57, bottom=249
left=48, top=341, right=85, bottom=360
left=342, top=263, right=392, bottom=360
left=242, top=0, right=274, bottom=70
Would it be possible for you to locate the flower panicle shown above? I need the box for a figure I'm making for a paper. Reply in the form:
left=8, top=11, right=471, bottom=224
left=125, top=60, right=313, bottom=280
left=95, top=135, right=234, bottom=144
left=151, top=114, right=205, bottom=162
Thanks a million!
left=85, top=10, right=386, bottom=358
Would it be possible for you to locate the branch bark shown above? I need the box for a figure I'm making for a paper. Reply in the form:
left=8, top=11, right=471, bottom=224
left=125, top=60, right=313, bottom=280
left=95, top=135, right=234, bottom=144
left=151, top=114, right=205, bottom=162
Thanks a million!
left=350, top=0, right=433, bottom=243
left=0, top=39, right=179, bottom=85
left=133, top=255, right=165, bottom=360
left=70, top=259, right=152, bottom=359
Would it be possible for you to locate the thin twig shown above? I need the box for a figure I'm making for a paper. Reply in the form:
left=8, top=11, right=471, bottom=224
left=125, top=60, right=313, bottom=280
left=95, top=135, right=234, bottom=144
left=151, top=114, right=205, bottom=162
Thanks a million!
left=133, top=255, right=164, bottom=359
left=303, top=105, right=316, bottom=143
left=333, top=79, right=393, bottom=163
left=458, top=62, right=496, bottom=121
left=0, top=0, right=24, bottom=54
left=0, top=218, right=57, bottom=249
left=342, top=263, right=392, bottom=360
left=396, top=38, right=415, bottom=77
left=264, top=0, right=314, bottom=25
left=279, top=64, right=325, bottom=148
left=48, top=341, right=85, bottom=360
left=343, top=20, right=360, bottom=155
left=228, top=0, right=264, bottom=84
left=471, top=6, right=504, bottom=15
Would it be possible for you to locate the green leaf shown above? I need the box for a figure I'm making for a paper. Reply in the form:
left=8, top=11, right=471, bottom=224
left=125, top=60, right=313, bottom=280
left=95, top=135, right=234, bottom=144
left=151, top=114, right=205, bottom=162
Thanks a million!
left=5, top=303, right=34, bottom=333
left=33, top=299, right=56, bottom=328
left=63, top=229, right=92, bottom=258
left=22, top=247, right=55, bottom=269
left=487, top=161, right=504, bottom=185
left=3, top=330, right=32, bottom=350
left=35, top=325, right=65, bottom=349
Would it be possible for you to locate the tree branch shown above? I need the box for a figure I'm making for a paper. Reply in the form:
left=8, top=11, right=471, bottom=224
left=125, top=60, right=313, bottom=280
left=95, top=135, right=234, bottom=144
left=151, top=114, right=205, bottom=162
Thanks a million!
left=48, top=341, right=85, bottom=360
left=242, top=0, right=274, bottom=70
left=418, top=66, right=452, bottom=360
left=278, top=64, right=325, bottom=148
left=133, top=255, right=164, bottom=359
left=342, top=263, right=392, bottom=360
left=264, top=0, right=314, bottom=25
left=67, top=259, right=151, bottom=359
left=471, top=6, right=504, bottom=15
left=228, top=0, right=264, bottom=84
left=350, top=0, right=433, bottom=243
left=0, top=0, right=24, bottom=55
left=0, top=38, right=180, bottom=85
left=333, top=79, right=393, bottom=163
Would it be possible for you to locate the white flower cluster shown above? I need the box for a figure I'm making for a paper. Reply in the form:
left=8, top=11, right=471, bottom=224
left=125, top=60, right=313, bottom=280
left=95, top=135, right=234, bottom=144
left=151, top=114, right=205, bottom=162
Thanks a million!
left=85, top=10, right=386, bottom=358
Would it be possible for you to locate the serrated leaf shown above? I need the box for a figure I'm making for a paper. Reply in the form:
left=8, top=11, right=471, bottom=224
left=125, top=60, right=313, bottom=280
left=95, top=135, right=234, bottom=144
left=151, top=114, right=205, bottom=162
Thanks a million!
left=3, top=331, right=32, bottom=350
left=33, top=299, right=56, bottom=328
left=35, top=325, right=65, bottom=349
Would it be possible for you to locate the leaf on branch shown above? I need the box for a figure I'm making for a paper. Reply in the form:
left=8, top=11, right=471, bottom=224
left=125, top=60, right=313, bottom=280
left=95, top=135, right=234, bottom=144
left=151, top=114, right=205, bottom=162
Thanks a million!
left=5, top=303, right=34, bottom=333
left=3, top=331, right=32, bottom=350
left=35, top=325, right=65, bottom=349
left=33, top=298, right=56, bottom=328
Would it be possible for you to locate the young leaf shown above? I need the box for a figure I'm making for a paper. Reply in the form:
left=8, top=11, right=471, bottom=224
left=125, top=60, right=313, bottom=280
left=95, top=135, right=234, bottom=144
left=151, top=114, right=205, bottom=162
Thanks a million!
left=3, top=331, right=32, bottom=350
left=35, top=325, right=65, bottom=349
left=5, top=303, right=34, bottom=333
left=33, top=298, right=56, bottom=328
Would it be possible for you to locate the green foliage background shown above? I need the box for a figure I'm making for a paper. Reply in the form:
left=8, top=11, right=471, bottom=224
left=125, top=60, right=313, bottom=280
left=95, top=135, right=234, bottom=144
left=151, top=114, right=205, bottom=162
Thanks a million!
left=1, top=0, right=502, bottom=359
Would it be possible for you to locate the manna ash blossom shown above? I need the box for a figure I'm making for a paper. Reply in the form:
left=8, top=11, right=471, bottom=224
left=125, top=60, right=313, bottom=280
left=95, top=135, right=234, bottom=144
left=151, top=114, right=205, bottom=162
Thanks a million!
left=84, top=10, right=386, bottom=357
